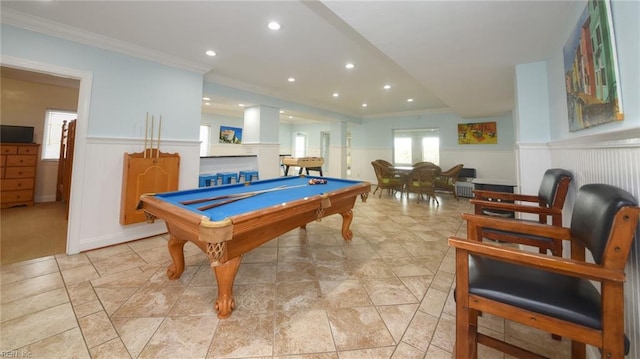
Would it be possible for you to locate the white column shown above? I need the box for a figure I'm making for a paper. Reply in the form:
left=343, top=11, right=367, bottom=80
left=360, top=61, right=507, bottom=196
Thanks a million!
left=243, top=105, right=281, bottom=179
left=328, top=121, right=348, bottom=178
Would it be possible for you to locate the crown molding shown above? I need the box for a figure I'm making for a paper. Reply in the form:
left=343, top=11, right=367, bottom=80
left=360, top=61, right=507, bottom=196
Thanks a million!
left=2, top=9, right=211, bottom=74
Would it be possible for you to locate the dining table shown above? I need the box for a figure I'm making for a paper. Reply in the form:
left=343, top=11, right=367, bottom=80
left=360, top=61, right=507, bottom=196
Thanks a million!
left=388, top=166, right=414, bottom=197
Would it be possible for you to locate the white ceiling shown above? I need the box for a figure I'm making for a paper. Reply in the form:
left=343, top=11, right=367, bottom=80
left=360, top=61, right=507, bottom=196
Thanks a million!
left=0, top=0, right=575, bottom=124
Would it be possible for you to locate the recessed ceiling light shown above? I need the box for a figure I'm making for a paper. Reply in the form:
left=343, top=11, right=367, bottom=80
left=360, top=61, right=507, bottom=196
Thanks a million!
left=345, top=63, right=355, bottom=69
left=204, top=102, right=210, bottom=106
left=289, top=116, right=293, bottom=119
left=407, top=98, right=414, bottom=102
left=280, top=110, right=284, bottom=114
left=362, top=103, right=368, bottom=107
left=288, top=77, right=295, bottom=82
left=268, top=21, right=281, bottom=30
left=202, top=97, right=210, bottom=101
left=333, top=93, right=339, bottom=97
left=238, top=103, right=245, bottom=107
left=205, top=50, right=216, bottom=57
left=383, top=84, right=391, bottom=90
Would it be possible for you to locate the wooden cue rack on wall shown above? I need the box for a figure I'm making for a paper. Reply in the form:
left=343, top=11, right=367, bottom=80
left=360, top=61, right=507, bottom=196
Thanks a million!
left=120, top=114, right=180, bottom=225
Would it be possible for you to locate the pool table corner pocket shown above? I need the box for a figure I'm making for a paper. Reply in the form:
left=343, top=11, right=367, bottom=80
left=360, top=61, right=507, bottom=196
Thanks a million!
left=200, top=218, right=234, bottom=266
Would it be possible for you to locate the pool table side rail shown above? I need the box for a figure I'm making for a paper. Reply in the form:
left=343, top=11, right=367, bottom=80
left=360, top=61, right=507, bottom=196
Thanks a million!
left=139, top=181, right=370, bottom=264
left=221, top=181, right=370, bottom=261
left=139, top=194, right=225, bottom=244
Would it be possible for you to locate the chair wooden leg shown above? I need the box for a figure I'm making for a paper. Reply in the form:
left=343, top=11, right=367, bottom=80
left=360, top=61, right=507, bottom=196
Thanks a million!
left=570, top=341, right=586, bottom=359
left=456, top=303, right=479, bottom=358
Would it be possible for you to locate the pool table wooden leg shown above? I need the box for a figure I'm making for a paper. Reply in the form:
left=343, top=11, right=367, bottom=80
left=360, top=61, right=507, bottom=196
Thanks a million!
left=213, top=255, right=242, bottom=319
left=340, top=209, right=354, bottom=240
left=166, top=235, right=187, bottom=280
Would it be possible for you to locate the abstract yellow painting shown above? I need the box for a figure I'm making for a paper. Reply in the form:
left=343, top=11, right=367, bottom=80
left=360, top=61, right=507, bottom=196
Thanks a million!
left=457, top=122, right=497, bottom=144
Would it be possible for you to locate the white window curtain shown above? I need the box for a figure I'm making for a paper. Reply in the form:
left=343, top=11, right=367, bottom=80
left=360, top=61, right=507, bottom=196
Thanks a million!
left=200, top=125, right=210, bottom=156
left=42, top=110, right=76, bottom=160
left=392, top=128, right=440, bottom=165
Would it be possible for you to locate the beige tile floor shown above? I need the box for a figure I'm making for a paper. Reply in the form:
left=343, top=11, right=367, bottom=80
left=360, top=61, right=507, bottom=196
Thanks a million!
left=0, top=191, right=571, bottom=358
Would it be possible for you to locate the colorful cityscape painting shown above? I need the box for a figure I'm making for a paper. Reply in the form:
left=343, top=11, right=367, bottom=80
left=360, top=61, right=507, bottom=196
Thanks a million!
left=563, top=0, right=623, bottom=131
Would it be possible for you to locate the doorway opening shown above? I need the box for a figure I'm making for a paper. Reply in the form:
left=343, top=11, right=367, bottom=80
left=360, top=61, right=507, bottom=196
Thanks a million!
left=0, top=57, right=92, bottom=261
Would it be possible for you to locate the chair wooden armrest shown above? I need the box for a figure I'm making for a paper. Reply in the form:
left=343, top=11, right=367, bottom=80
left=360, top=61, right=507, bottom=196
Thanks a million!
left=454, top=184, right=638, bottom=359
left=469, top=199, right=562, bottom=216
left=448, top=237, right=625, bottom=282
left=473, top=189, right=540, bottom=203
left=462, top=212, right=570, bottom=239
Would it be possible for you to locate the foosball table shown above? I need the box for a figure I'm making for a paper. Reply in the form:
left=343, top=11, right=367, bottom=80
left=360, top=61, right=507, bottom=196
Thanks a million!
left=282, top=157, right=324, bottom=176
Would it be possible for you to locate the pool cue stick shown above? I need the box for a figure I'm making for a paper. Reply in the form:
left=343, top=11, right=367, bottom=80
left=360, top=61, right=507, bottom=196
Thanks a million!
left=144, top=113, right=148, bottom=158
left=195, top=182, right=326, bottom=211
left=180, top=184, right=310, bottom=206
left=180, top=185, right=290, bottom=205
left=157, top=115, right=162, bottom=158
left=150, top=115, right=155, bottom=158
left=197, top=193, right=259, bottom=211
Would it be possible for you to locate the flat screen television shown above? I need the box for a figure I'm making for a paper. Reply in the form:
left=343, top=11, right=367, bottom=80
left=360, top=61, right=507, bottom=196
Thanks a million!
left=1, top=125, right=35, bottom=143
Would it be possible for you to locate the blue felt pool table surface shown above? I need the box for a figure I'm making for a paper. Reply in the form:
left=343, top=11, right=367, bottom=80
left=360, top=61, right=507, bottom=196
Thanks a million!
left=153, top=175, right=366, bottom=221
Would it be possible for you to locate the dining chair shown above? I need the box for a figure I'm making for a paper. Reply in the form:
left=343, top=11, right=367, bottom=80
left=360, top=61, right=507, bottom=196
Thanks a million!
left=450, top=183, right=639, bottom=358
left=371, top=160, right=404, bottom=198
left=373, top=159, right=394, bottom=168
left=470, top=168, right=572, bottom=256
left=434, top=163, right=464, bottom=200
left=405, top=164, right=441, bottom=204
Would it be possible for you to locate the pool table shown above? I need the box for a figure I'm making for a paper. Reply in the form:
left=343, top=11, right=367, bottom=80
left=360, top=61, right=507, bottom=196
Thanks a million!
left=139, top=175, right=370, bottom=318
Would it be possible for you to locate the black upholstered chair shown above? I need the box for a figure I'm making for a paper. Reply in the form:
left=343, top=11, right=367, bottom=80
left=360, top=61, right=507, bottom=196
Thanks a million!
left=450, top=183, right=639, bottom=358
left=470, top=168, right=572, bottom=256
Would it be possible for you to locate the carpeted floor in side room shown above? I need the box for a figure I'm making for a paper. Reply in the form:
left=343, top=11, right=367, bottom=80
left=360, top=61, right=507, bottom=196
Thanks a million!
left=1, top=201, right=67, bottom=265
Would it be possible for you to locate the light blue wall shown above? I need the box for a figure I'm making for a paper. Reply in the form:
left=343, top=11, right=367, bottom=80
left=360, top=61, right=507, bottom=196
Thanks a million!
left=1, top=25, right=203, bottom=140
left=291, top=123, right=332, bottom=148
left=279, top=123, right=292, bottom=154
left=515, top=61, right=551, bottom=142
left=201, top=112, right=293, bottom=154
left=350, top=111, right=515, bottom=150
left=546, top=0, right=639, bottom=140
left=201, top=113, right=243, bottom=134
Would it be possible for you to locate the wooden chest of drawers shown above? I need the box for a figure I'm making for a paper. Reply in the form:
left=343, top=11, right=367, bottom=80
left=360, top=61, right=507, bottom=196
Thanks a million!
left=1, top=143, right=40, bottom=208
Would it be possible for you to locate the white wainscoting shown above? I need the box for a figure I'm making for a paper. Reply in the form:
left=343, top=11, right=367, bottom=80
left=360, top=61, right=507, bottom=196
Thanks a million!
left=349, top=147, right=518, bottom=185
left=70, top=137, right=200, bottom=253
left=547, top=129, right=640, bottom=359
left=439, top=148, right=517, bottom=184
